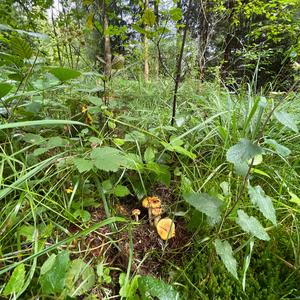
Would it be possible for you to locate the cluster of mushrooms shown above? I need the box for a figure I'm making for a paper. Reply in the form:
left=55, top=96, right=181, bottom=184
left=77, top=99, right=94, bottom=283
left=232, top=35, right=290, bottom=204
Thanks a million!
left=132, top=196, right=175, bottom=241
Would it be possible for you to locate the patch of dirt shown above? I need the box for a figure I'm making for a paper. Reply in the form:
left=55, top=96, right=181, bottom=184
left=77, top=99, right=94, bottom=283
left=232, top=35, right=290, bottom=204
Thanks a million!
left=66, top=187, right=192, bottom=294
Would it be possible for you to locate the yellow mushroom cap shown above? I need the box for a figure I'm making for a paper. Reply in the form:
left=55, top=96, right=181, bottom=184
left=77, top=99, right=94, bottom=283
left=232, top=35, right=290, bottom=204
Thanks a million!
left=156, top=218, right=175, bottom=240
left=142, top=196, right=161, bottom=208
left=151, top=207, right=163, bottom=217
left=131, top=209, right=141, bottom=216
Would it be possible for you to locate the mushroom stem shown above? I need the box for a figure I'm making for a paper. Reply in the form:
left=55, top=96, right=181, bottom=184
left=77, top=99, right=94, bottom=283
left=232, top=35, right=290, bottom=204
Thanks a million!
left=154, top=216, right=161, bottom=227
left=134, top=215, right=139, bottom=222
left=148, top=209, right=153, bottom=226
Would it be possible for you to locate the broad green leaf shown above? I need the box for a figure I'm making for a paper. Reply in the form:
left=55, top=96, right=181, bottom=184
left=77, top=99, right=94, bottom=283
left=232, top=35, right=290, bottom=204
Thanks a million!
left=65, top=259, right=95, bottom=296
left=125, top=131, right=147, bottom=144
left=123, top=153, right=144, bottom=171
left=10, top=36, right=32, bottom=59
left=184, top=192, right=223, bottom=225
left=214, top=239, right=238, bottom=279
left=0, top=82, right=13, bottom=98
left=131, top=24, right=148, bottom=35
left=138, top=275, right=180, bottom=300
left=40, top=254, right=56, bottom=275
left=248, top=185, right=277, bottom=225
left=3, top=264, right=25, bottom=295
left=144, top=146, right=156, bottom=163
left=90, top=147, right=124, bottom=172
left=48, top=67, right=81, bottom=82
left=73, top=209, right=91, bottom=223
left=170, top=7, right=182, bottom=22
left=73, top=158, right=93, bottom=173
left=113, top=185, right=130, bottom=197
left=274, top=111, right=298, bottom=133
left=46, top=136, right=67, bottom=148
left=119, top=273, right=140, bottom=298
left=265, top=139, right=291, bottom=157
left=143, top=9, right=156, bottom=27
left=18, top=225, right=35, bottom=241
left=39, top=250, right=70, bottom=294
left=227, top=139, right=262, bottom=165
left=236, top=210, right=270, bottom=241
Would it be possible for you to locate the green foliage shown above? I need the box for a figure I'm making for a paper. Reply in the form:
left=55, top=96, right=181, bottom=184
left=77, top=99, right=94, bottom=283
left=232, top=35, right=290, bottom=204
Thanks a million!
left=39, top=251, right=70, bottom=295
left=248, top=185, right=277, bottom=225
left=274, top=110, right=299, bottom=133
left=236, top=210, right=270, bottom=241
left=3, top=264, right=26, bottom=296
left=48, top=67, right=81, bottom=82
left=214, top=239, right=238, bottom=280
left=184, top=192, right=223, bottom=225
left=90, top=146, right=124, bottom=172
left=138, top=275, right=180, bottom=300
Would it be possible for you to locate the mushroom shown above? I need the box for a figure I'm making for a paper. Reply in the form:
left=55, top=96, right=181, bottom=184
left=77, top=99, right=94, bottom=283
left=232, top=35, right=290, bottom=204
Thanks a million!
left=131, top=209, right=141, bottom=222
left=142, top=196, right=162, bottom=225
left=156, top=218, right=175, bottom=240
left=151, top=207, right=163, bottom=226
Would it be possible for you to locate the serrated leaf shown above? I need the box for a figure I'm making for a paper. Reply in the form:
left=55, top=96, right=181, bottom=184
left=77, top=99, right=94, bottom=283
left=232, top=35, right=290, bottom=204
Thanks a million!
left=113, top=185, right=130, bottom=197
left=49, top=67, right=81, bottom=82
left=65, top=259, right=95, bottom=296
left=138, top=275, right=180, bottom=300
left=10, top=36, right=32, bottom=59
left=214, top=239, right=238, bottom=279
left=274, top=111, right=298, bottom=133
left=227, top=139, right=263, bottom=165
left=248, top=185, right=277, bottom=225
left=184, top=192, right=223, bottom=225
left=236, top=210, right=270, bottom=241
left=143, top=9, right=156, bottom=27
left=265, top=139, right=291, bottom=157
left=3, top=264, right=25, bottom=295
left=39, top=250, right=69, bottom=294
left=90, top=147, right=123, bottom=172
left=0, top=82, right=13, bottom=98
left=144, top=146, right=156, bottom=163
left=73, top=158, right=93, bottom=173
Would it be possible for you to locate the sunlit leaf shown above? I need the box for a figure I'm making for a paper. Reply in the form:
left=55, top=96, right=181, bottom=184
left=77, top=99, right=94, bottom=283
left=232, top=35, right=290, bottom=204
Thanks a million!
left=138, top=275, right=180, bottom=300
left=73, top=158, right=94, bottom=173
left=248, top=185, right=277, bottom=225
left=214, top=239, right=238, bottom=279
left=91, top=147, right=124, bottom=172
left=48, top=67, right=81, bottom=82
left=3, top=264, right=25, bottom=295
left=236, top=210, right=270, bottom=241
left=274, top=111, right=298, bottom=133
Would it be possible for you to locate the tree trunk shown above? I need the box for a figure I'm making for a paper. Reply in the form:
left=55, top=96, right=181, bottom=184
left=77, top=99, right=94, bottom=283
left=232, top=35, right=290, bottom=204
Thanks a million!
left=103, top=1, right=112, bottom=79
left=154, top=0, right=160, bottom=80
left=197, top=1, right=208, bottom=81
left=144, top=0, right=149, bottom=82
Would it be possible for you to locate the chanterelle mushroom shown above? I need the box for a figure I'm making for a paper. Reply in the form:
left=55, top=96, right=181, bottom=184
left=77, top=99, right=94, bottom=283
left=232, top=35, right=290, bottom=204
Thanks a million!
left=151, top=207, right=163, bottom=226
left=131, top=209, right=141, bottom=222
left=142, top=196, right=162, bottom=225
left=156, top=218, right=175, bottom=240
